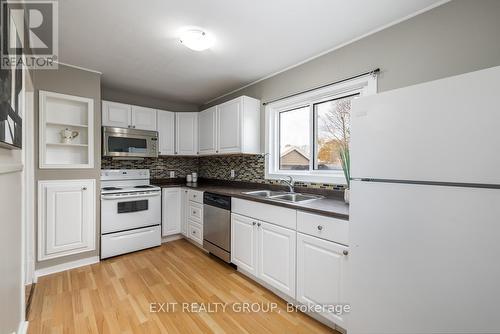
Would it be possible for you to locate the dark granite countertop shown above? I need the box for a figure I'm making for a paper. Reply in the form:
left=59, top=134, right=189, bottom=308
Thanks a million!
left=152, top=178, right=349, bottom=220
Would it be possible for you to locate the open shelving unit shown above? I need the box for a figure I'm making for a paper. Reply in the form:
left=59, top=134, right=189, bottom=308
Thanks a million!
left=39, top=91, right=95, bottom=169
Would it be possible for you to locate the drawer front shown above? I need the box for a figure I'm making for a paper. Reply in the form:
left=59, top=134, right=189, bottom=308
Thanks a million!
left=232, top=198, right=296, bottom=230
left=101, top=225, right=161, bottom=259
left=188, top=221, right=203, bottom=245
left=297, top=211, right=349, bottom=245
left=188, top=202, right=203, bottom=223
left=188, top=190, right=203, bottom=204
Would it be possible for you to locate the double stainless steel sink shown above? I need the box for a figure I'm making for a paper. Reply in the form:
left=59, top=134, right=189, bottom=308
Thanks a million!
left=243, top=190, right=323, bottom=203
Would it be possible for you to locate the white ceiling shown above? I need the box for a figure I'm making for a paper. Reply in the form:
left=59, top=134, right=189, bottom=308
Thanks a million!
left=59, top=0, right=444, bottom=105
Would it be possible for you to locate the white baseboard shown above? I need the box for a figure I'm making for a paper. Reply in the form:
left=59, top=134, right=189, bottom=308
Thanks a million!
left=237, top=267, right=295, bottom=304
left=161, top=234, right=184, bottom=243
left=34, top=256, right=99, bottom=281
left=16, top=320, right=28, bottom=334
left=236, top=267, right=340, bottom=331
left=185, top=237, right=206, bottom=250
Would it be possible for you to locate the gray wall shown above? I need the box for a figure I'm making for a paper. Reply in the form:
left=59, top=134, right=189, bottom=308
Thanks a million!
left=202, top=0, right=500, bottom=148
left=0, top=67, right=32, bottom=334
left=32, top=64, right=102, bottom=270
left=0, top=160, right=23, bottom=333
left=102, top=86, right=198, bottom=112
left=0, top=142, right=23, bottom=333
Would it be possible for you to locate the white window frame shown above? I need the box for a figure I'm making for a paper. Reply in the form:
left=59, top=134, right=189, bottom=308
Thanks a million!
left=265, top=74, right=377, bottom=184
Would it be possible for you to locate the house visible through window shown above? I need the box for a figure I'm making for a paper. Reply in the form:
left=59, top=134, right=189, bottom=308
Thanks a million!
left=266, top=74, right=377, bottom=184
left=279, top=106, right=310, bottom=170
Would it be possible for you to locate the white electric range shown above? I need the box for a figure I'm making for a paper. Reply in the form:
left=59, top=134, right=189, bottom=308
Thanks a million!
left=100, top=169, right=161, bottom=259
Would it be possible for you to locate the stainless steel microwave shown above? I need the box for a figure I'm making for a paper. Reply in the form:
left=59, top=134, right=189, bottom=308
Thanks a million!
left=102, top=126, right=158, bottom=158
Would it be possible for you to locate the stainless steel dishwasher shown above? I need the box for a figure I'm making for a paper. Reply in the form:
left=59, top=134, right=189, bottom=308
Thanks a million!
left=203, top=192, right=231, bottom=263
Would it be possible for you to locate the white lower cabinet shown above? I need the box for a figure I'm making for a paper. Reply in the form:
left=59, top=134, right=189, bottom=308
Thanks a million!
left=231, top=200, right=350, bottom=330
left=181, top=189, right=188, bottom=236
left=187, top=202, right=203, bottom=222
left=297, top=232, right=348, bottom=327
left=162, top=187, right=203, bottom=243
left=231, top=213, right=296, bottom=298
left=188, top=222, right=203, bottom=244
left=258, top=221, right=296, bottom=297
left=162, top=188, right=181, bottom=236
left=38, top=179, right=96, bottom=261
left=185, top=189, right=204, bottom=245
left=231, top=214, right=257, bottom=275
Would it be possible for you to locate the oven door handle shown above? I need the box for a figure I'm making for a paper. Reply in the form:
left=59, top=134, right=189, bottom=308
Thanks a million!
left=101, top=192, right=161, bottom=200
left=112, top=228, right=157, bottom=240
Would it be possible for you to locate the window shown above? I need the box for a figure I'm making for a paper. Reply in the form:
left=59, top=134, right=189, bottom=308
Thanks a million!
left=314, top=94, right=356, bottom=171
left=279, top=106, right=310, bottom=170
left=266, top=74, right=377, bottom=184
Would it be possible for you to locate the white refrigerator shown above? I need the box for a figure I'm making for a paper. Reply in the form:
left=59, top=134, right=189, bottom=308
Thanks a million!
left=348, top=66, right=500, bottom=334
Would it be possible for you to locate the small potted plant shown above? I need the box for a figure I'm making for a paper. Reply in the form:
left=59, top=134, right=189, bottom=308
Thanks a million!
left=339, top=144, right=350, bottom=204
left=317, top=97, right=352, bottom=203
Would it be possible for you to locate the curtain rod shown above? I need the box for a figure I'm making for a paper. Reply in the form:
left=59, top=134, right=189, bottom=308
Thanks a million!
left=262, top=68, right=380, bottom=106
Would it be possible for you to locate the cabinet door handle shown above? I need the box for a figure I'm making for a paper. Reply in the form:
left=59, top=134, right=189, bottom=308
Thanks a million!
left=343, top=250, right=349, bottom=256
left=82, top=187, right=87, bottom=191
left=317, top=225, right=323, bottom=231
left=252, top=221, right=256, bottom=226
left=257, top=222, right=261, bottom=227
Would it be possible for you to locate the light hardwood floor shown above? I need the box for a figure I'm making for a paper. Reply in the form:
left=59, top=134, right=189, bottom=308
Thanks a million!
left=29, top=239, right=339, bottom=334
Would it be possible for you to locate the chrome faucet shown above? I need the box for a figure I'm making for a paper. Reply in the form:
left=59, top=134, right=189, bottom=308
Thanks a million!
left=282, top=176, right=295, bottom=193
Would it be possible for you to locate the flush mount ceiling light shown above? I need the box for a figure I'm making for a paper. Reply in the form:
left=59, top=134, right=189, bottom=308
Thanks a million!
left=179, top=28, right=215, bottom=51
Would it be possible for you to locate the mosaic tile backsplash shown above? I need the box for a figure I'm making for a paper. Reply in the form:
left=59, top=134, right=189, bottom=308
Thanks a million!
left=102, top=154, right=345, bottom=191
left=198, top=155, right=346, bottom=191
left=101, top=156, right=199, bottom=179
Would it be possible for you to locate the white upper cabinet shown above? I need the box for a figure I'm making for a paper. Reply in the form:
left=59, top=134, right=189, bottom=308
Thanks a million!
left=131, top=106, right=157, bottom=131
left=103, top=95, right=259, bottom=156
left=198, top=106, right=217, bottom=155
left=102, top=101, right=131, bottom=128
left=217, top=98, right=241, bottom=153
left=38, top=179, right=96, bottom=261
left=162, top=188, right=181, bottom=236
left=199, top=96, right=261, bottom=155
left=102, top=101, right=157, bottom=131
left=157, top=110, right=175, bottom=155
left=176, top=112, right=198, bottom=155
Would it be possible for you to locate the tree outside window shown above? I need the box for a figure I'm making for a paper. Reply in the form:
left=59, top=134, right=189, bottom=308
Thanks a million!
left=315, top=95, right=356, bottom=171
